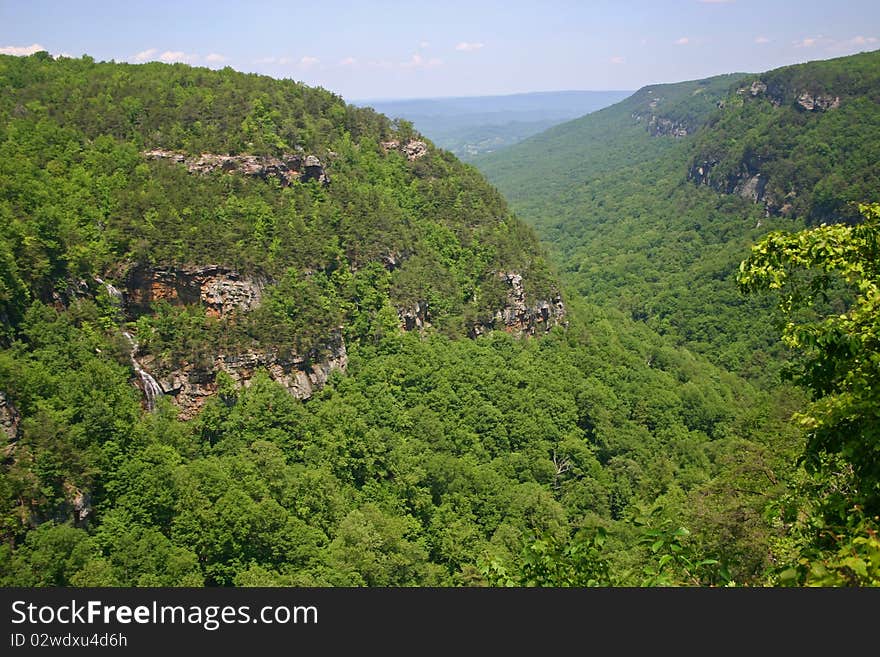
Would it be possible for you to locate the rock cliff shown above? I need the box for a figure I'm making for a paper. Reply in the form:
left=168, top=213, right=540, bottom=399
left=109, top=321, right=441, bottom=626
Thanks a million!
left=126, top=265, right=266, bottom=318
left=137, top=333, right=348, bottom=420
left=380, top=139, right=430, bottom=160
left=100, top=265, right=347, bottom=419
left=144, top=149, right=330, bottom=185
left=1, top=391, right=20, bottom=457
left=689, top=76, right=844, bottom=216
left=470, top=272, right=566, bottom=338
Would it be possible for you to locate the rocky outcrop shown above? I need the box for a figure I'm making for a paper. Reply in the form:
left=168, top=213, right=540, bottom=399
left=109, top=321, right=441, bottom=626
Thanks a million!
left=144, top=149, right=330, bottom=185
left=733, top=173, right=768, bottom=204
left=735, top=78, right=841, bottom=113
left=736, top=79, right=782, bottom=106
left=740, top=80, right=767, bottom=97
left=65, top=483, right=92, bottom=525
left=135, top=333, right=348, bottom=420
left=382, top=251, right=403, bottom=271
left=380, top=139, right=429, bottom=160
left=688, top=159, right=719, bottom=187
left=630, top=94, right=690, bottom=138
left=126, top=265, right=266, bottom=318
left=689, top=160, right=775, bottom=213
left=796, top=92, right=840, bottom=112
left=631, top=111, right=689, bottom=137
left=399, top=301, right=430, bottom=331
left=471, top=272, right=566, bottom=338
left=1, top=391, right=20, bottom=459
left=647, top=116, right=689, bottom=138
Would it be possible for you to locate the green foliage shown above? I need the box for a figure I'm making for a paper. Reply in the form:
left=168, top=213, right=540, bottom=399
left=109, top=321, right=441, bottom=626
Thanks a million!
left=475, top=72, right=800, bottom=383
left=800, top=519, right=880, bottom=586
left=631, top=505, right=727, bottom=586
left=481, top=528, right=613, bottom=587
left=0, top=52, right=560, bottom=356
left=738, top=203, right=880, bottom=518
left=0, top=51, right=855, bottom=588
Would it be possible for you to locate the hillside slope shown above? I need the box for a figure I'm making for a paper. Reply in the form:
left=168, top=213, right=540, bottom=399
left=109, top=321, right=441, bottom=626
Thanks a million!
left=476, top=51, right=880, bottom=380
left=0, top=53, right=566, bottom=416
left=0, top=53, right=803, bottom=587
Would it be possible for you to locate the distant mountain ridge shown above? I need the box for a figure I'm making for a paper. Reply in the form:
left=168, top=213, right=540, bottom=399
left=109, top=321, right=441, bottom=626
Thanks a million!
left=357, top=90, right=632, bottom=159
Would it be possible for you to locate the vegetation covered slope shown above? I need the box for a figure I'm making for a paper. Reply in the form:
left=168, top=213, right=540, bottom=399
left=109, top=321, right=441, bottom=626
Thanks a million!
left=0, top=52, right=559, bottom=351
left=476, top=51, right=880, bottom=381
left=0, top=53, right=808, bottom=586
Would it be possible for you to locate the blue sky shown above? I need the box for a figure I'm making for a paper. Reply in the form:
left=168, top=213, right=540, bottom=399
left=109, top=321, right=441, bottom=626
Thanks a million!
left=1, top=0, right=879, bottom=100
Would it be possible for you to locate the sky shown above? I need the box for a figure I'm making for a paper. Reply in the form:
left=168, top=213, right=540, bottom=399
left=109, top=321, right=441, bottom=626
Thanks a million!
left=1, top=0, right=879, bottom=101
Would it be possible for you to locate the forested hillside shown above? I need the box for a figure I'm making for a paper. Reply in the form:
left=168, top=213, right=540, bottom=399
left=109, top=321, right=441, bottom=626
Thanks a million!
left=0, top=51, right=874, bottom=587
left=476, top=52, right=880, bottom=383
left=476, top=49, right=880, bottom=583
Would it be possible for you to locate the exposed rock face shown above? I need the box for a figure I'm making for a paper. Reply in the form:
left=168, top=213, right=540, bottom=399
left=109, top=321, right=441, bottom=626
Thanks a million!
left=67, top=484, right=92, bottom=525
left=382, top=251, right=403, bottom=271
left=736, top=78, right=841, bottom=113
left=126, top=265, right=266, bottom=318
left=137, top=333, right=348, bottom=420
left=301, top=154, right=330, bottom=183
left=402, top=140, right=428, bottom=160
left=746, top=81, right=767, bottom=97
left=733, top=173, right=767, bottom=204
left=736, top=79, right=780, bottom=105
left=690, top=82, right=839, bottom=215
left=630, top=93, right=690, bottom=137
left=1, top=391, right=20, bottom=457
left=647, top=116, right=689, bottom=138
left=687, top=159, right=719, bottom=187
left=106, top=263, right=348, bottom=419
left=796, top=92, right=840, bottom=112
left=471, top=272, right=566, bottom=338
left=689, top=160, right=775, bottom=214
left=399, top=301, right=430, bottom=331
left=631, top=109, right=689, bottom=137
left=144, top=149, right=330, bottom=185
left=380, top=139, right=429, bottom=160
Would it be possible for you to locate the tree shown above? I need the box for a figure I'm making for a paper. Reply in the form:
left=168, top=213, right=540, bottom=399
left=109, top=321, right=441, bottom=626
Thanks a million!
left=737, top=202, right=880, bottom=525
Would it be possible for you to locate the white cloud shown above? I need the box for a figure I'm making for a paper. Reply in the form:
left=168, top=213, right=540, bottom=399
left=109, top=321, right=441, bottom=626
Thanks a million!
left=848, top=35, right=878, bottom=46
left=158, top=50, right=199, bottom=64
left=610, top=56, right=625, bottom=65
left=205, top=53, right=227, bottom=63
left=793, top=34, right=877, bottom=52
left=300, top=55, right=319, bottom=67
left=754, top=36, right=771, bottom=44
left=419, top=41, right=430, bottom=49
left=674, top=37, right=690, bottom=46
left=400, top=53, right=443, bottom=69
left=254, top=56, right=302, bottom=66
left=340, top=56, right=357, bottom=66
left=455, top=41, right=484, bottom=52
left=0, top=43, right=46, bottom=56
left=133, top=48, right=157, bottom=62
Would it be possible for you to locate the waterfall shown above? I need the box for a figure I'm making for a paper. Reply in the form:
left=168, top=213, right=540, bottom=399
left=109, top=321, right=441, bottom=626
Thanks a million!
left=122, top=331, right=163, bottom=411
left=95, top=277, right=124, bottom=306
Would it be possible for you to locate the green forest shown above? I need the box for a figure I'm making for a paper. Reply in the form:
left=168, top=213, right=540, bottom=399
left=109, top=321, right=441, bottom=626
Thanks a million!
left=1, top=50, right=878, bottom=587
